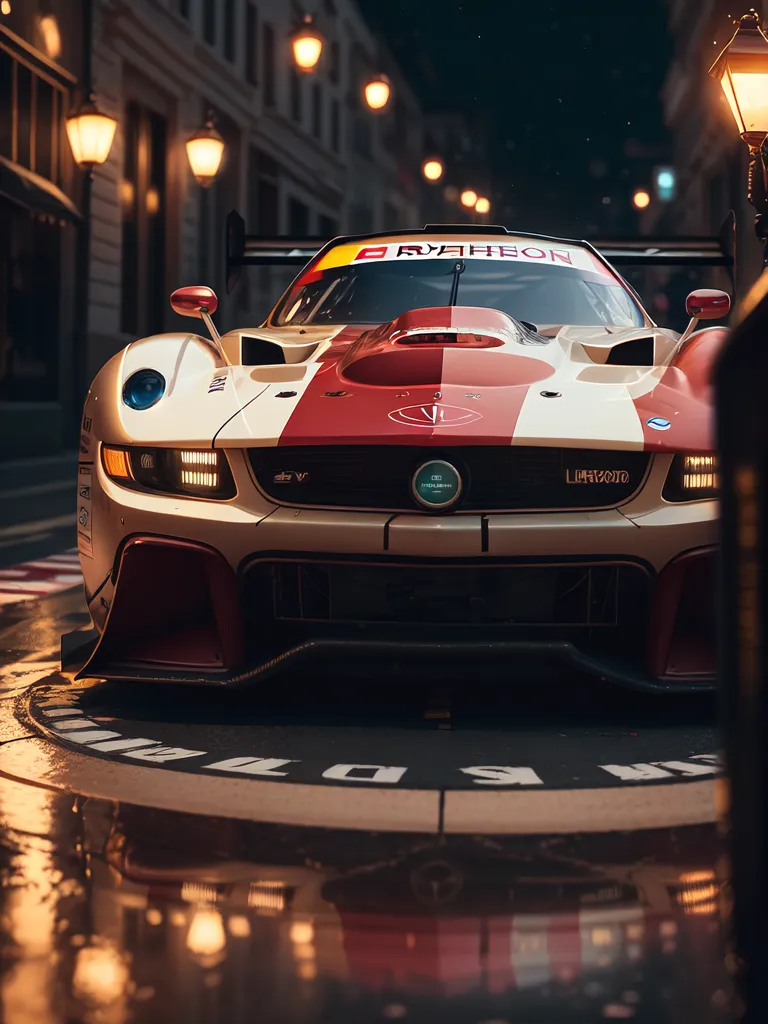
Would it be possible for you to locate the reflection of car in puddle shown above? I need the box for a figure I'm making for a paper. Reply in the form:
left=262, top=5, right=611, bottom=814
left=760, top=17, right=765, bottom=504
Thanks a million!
left=90, top=808, right=726, bottom=1013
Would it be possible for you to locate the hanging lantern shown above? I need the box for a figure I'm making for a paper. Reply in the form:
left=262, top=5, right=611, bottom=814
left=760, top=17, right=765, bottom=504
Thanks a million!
left=186, top=119, right=225, bottom=188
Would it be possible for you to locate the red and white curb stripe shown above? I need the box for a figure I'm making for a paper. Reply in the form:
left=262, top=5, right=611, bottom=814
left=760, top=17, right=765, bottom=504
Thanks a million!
left=0, top=550, right=82, bottom=606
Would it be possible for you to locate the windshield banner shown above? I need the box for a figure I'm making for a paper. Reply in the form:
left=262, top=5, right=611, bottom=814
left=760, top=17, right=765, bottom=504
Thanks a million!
left=347, top=240, right=600, bottom=271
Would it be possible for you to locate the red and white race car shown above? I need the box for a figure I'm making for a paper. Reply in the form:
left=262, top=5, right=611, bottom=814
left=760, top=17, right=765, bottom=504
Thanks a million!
left=65, top=217, right=732, bottom=691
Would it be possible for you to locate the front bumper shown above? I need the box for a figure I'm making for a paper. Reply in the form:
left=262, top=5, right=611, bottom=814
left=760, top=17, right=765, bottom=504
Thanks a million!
left=72, top=451, right=718, bottom=693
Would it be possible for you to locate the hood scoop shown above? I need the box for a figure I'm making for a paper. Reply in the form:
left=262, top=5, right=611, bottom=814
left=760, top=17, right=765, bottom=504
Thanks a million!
left=338, top=306, right=555, bottom=389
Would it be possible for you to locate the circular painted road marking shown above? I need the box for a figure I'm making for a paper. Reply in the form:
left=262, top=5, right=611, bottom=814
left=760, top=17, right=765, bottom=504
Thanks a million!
left=26, top=677, right=719, bottom=792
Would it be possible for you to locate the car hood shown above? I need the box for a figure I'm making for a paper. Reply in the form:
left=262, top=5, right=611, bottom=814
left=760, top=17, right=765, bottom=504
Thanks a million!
left=210, top=306, right=718, bottom=453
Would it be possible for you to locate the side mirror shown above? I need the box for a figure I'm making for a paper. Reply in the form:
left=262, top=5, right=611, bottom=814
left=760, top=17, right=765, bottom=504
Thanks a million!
left=685, top=289, right=731, bottom=320
left=679, top=289, right=731, bottom=345
left=170, top=285, right=219, bottom=317
left=169, top=285, right=226, bottom=361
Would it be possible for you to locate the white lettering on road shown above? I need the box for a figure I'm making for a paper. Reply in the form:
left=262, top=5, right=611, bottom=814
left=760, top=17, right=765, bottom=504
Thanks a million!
left=600, top=763, right=675, bottom=781
left=322, top=764, right=408, bottom=784
left=460, top=765, right=545, bottom=786
left=203, top=757, right=298, bottom=776
left=42, top=708, right=84, bottom=718
left=122, top=746, right=207, bottom=762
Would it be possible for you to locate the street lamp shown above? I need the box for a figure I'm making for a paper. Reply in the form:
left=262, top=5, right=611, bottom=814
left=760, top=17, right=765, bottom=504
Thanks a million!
left=363, top=74, right=391, bottom=111
left=291, top=14, right=324, bottom=72
left=186, top=118, right=225, bottom=188
left=421, top=158, right=445, bottom=182
left=709, top=9, right=768, bottom=264
left=65, top=93, right=118, bottom=175
left=460, top=189, right=478, bottom=208
left=475, top=196, right=491, bottom=215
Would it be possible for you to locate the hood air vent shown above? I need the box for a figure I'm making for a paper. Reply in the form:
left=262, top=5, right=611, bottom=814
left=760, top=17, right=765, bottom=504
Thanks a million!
left=605, top=336, right=654, bottom=366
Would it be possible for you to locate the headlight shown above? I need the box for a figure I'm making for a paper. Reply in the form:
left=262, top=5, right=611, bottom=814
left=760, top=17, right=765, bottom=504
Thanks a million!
left=122, top=369, right=166, bottom=410
left=663, top=453, right=718, bottom=502
left=102, top=446, right=236, bottom=499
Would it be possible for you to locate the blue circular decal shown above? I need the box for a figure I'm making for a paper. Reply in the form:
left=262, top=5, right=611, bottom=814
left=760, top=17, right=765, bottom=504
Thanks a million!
left=123, top=369, right=166, bottom=410
left=411, top=460, right=462, bottom=510
left=646, top=416, right=671, bottom=431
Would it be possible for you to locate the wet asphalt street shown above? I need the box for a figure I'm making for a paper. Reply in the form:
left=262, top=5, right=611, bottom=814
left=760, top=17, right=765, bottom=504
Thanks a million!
left=0, top=578, right=737, bottom=1023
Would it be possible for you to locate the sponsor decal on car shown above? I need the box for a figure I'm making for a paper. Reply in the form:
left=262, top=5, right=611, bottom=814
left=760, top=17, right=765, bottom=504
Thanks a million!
left=274, top=471, right=309, bottom=484
left=566, top=469, right=631, bottom=484
left=347, top=240, right=598, bottom=271
left=388, top=404, right=482, bottom=428
left=646, top=416, right=671, bottom=431
left=77, top=463, right=93, bottom=558
left=208, top=375, right=227, bottom=393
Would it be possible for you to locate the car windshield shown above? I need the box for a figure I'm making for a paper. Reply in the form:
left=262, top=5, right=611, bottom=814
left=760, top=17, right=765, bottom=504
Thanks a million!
left=273, top=246, right=646, bottom=329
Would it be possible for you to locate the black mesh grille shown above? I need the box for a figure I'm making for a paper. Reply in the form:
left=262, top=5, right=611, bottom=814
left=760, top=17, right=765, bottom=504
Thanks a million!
left=242, top=557, right=651, bottom=660
left=247, top=446, right=650, bottom=511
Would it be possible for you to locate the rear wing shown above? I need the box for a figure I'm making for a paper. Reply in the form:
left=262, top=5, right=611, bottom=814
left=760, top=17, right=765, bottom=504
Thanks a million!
left=226, top=209, right=737, bottom=293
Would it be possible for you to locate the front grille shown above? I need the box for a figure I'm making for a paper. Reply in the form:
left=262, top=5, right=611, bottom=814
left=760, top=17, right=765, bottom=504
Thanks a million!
left=248, top=446, right=650, bottom=512
left=242, top=558, right=651, bottom=659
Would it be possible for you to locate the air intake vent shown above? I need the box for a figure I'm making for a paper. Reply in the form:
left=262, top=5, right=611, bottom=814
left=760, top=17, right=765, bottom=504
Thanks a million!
left=605, top=337, right=654, bottom=366
left=242, top=336, right=286, bottom=365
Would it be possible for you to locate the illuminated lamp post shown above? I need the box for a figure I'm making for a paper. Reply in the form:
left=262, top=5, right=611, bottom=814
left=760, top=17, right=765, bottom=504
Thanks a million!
left=186, top=118, right=226, bottom=188
left=363, top=74, right=391, bottom=111
left=291, top=14, right=324, bottom=72
left=709, top=9, right=768, bottom=266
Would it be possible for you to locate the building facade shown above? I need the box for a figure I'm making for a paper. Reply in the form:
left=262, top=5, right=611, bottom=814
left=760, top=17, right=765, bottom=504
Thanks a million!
left=657, top=0, right=768, bottom=303
left=2, top=0, right=448, bottom=459
left=0, top=0, right=87, bottom=458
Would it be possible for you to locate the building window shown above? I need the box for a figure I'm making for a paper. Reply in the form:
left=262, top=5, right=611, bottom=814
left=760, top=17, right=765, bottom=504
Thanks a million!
left=263, top=22, right=275, bottom=106
left=121, top=101, right=167, bottom=337
left=203, top=0, right=216, bottom=46
left=224, top=0, right=236, bottom=62
left=288, top=198, right=309, bottom=236
left=312, top=83, right=322, bottom=139
left=329, top=40, right=340, bottom=83
left=330, top=97, right=340, bottom=153
left=318, top=214, right=338, bottom=238
left=246, top=3, right=258, bottom=85
left=290, top=69, right=302, bottom=123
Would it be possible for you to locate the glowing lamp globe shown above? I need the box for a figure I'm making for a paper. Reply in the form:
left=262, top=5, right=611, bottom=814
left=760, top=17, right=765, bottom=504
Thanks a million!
left=186, top=120, right=225, bottom=188
left=460, top=189, right=478, bottom=208
left=65, top=96, right=118, bottom=170
left=363, top=75, right=391, bottom=111
left=632, top=189, right=651, bottom=210
left=709, top=10, right=768, bottom=141
left=475, top=196, right=491, bottom=214
left=292, top=16, right=323, bottom=72
left=421, top=158, right=444, bottom=182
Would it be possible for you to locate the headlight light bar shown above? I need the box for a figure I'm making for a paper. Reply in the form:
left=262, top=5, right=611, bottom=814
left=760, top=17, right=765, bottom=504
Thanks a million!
left=102, top=446, right=236, bottom=499
left=663, top=452, right=719, bottom=502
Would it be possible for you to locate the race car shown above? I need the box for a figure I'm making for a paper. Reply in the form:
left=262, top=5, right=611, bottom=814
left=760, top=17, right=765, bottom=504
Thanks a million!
left=64, top=216, right=733, bottom=692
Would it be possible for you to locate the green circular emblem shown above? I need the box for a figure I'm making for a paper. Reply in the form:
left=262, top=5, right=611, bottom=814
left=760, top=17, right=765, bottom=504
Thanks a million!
left=411, top=460, right=462, bottom=510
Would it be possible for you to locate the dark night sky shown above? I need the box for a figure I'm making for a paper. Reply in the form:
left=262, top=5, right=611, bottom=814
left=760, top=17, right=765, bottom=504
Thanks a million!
left=358, top=0, right=673, bottom=236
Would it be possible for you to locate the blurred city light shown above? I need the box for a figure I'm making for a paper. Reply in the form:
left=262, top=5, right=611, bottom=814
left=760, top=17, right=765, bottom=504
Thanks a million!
left=460, top=189, right=478, bottom=208
left=186, top=908, right=227, bottom=959
left=475, top=196, right=491, bottom=214
left=72, top=944, right=131, bottom=1007
left=632, top=189, right=651, bottom=209
left=186, top=119, right=225, bottom=187
left=363, top=75, right=391, bottom=110
left=38, top=15, right=61, bottom=59
left=291, top=15, right=324, bottom=72
left=422, top=158, right=445, bottom=182
left=655, top=167, right=676, bottom=201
